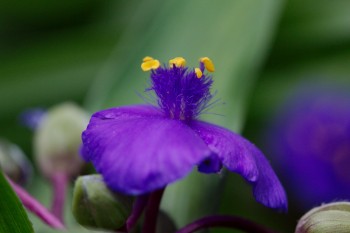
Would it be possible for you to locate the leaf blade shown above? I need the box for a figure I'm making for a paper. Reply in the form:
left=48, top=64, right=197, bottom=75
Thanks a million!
left=0, top=171, right=34, bottom=233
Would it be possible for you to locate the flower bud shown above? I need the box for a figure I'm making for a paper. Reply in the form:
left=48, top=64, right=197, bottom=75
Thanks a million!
left=0, top=139, right=32, bottom=185
left=296, top=202, right=350, bottom=233
left=72, top=175, right=133, bottom=230
left=34, top=102, right=89, bottom=178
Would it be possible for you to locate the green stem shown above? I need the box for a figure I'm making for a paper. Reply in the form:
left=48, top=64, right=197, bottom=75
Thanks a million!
left=50, top=172, right=69, bottom=223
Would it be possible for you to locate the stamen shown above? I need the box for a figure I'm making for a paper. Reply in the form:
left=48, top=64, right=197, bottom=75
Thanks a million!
left=169, top=57, right=186, bottom=68
left=195, top=68, right=203, bottom=78
left=143, top=56, right=154, bottom=62
left=200, top=57, right=215, bottom=72
left=148, top=56, right=214, bottom=120
left=141, top=58, right=160, bottom=71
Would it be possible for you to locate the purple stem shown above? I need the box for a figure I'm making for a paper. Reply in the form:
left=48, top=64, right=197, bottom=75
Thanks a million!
left=126, top=194, right=150, bottom=231
left=176, top=215, right=279, bottom=233
left=50, top=172, right=68, bottom=223
left=142, top=188, right=165, bottom=233
left=7, top=178, right=65, bottom=229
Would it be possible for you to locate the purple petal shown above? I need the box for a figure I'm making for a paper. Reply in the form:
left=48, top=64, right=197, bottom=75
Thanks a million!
left=190, top=121, right=258, bottom=182
left=190, top=121, right=287, bottom=210
left=248, top=145, right=288, bottom=211
left=82, top=105, right=211, bottom=194
left=81, top=105, right=163, bottom=161
left=91, top=104, right=164, bottom=121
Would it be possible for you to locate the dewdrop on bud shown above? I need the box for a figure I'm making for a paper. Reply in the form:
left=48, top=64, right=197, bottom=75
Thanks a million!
left=72, top=175, right=133, bottom=230
left=296, top=202, right=350, bottom=233
left=0, top=139, right=32, bottom=185
left=34, top=102, right=89, bottom=178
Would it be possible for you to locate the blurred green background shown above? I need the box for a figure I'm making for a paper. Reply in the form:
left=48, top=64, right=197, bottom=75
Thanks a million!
left=1, top=0, right=350, bottom=232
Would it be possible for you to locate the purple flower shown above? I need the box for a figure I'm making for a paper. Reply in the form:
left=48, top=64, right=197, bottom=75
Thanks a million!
left=19, top=108, right=46, bottom=130
left=268, top=85, right=350, bottom=209
left=81, top=57, right=287, bottom=210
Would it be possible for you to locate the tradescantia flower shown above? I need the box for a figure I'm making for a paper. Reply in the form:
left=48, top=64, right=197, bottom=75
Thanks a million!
left=81, top=56, right=287, bottom=210
left=268, top=85, right=350, bottom=209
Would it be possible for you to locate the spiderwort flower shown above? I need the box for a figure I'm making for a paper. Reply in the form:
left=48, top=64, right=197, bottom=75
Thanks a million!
left=268, top=85, right=350, bottom=209
left=81, top=56, right=287, bottom=210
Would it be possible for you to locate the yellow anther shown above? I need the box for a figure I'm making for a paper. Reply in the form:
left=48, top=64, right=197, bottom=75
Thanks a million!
left=169, top=57, right=186, bottom=68
left=200, top=57, right=215, bottom=72
left=143, top=56, right=154, bottom=62
left=195, top=68, right=203, bottom=78
left=141, top=59, right=160, bottom=71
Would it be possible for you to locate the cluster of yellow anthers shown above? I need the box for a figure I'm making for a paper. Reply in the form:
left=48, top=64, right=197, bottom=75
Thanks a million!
left=141, top=56, right=215, bottom=79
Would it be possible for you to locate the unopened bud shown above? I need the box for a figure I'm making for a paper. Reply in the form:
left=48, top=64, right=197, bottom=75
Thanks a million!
left=72, top=175, right=133, bottom=230
left=296, top=202, right=350, bottom=233
left=34, top=102, right=89, bottom=178
left=0, top=139, right=32, bottom=185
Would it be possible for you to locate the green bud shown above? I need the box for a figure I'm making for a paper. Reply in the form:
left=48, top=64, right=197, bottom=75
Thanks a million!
left=34, top=102, right=89, bottom=178
left=0, top=139, right=32, bottom=185
left=296, top=202, right=350, bottom=233
left=72, top=175, right=134, bottom=230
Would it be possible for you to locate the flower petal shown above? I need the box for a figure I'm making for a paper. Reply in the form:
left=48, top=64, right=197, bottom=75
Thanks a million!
left=91, top=105, right=164, bottom=121
left=81, top=106, right=211, bottom=195
left=249, top=145, right=288, bottom=211
left=190, top=121, right=259, bottom=182
left=190, top=121, right=287, bottom=210
left=81, top=105, right=163, bottom=161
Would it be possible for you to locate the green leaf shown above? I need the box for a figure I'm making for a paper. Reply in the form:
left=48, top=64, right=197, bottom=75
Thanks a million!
left=268, top=0, right=350, bottom=67
left=275, top=0, right=350, bottom=50
left=0, top=170, right=34, bottom=233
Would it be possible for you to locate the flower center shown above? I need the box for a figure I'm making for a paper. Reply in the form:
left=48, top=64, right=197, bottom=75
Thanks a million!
left=141, top=57, right=215, bottom=121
